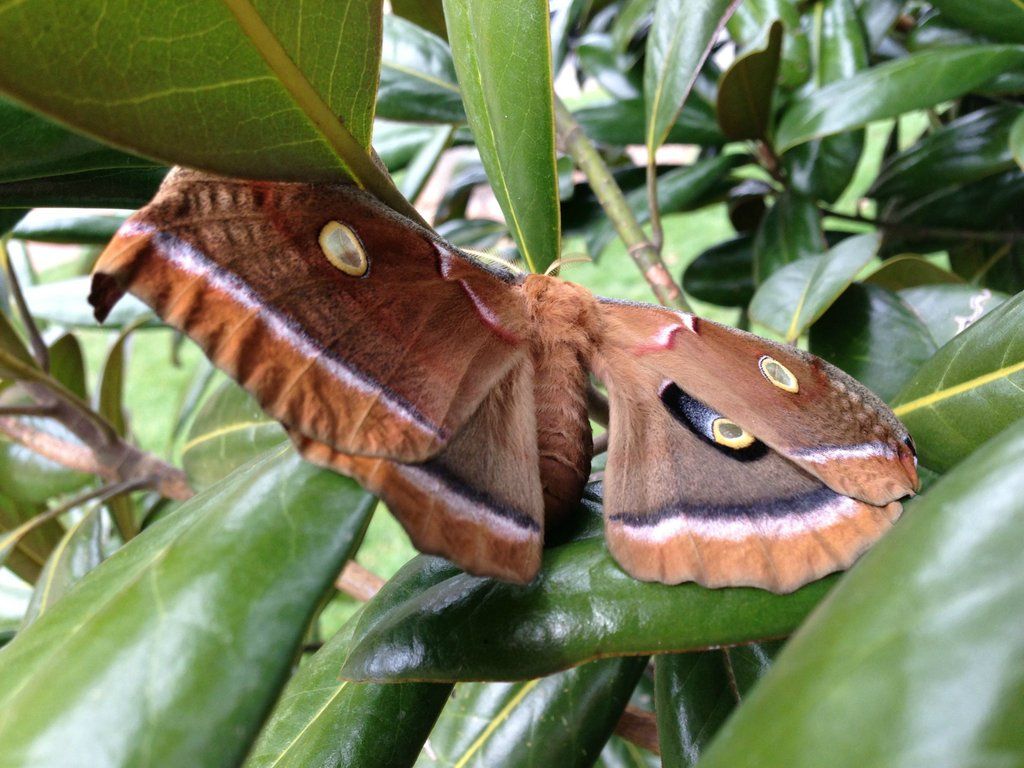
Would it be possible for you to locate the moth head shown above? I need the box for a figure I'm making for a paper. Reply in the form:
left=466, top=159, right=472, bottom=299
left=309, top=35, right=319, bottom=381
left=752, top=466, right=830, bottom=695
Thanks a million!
left=319, top=221, right=368, bottom=277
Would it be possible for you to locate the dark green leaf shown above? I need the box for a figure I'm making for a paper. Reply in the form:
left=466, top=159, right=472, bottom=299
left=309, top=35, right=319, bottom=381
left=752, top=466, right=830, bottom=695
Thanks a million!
left=871, top=105, right=1022, bottom=201
left=0, top=167, right=168, bottom=209
left=575, top=97, right=726, bottom=147
left=892, top=289, right=1024, bottom=471
left=1012, top=110, right=1024, bottom=170
left=724, top=640, right=785, bottom=696
left=378, top=15, right=465, bottom=124
left=750, top=232, right=879, bottom=341
left=392, top=0, right=448, bottom=40
left=863, top=254, right=964, bottom=291
left=434, top=218, right=508, bottom=249
left=11, top=212, right=126, bottom=245
left=645, top=0, right=738, bottom=152
left=47, top=334, right=87, bottom=401
left=697, top=418, right=1024, bottom=768
left=809, top=283, right=936, bottom=402
left=181, top=381, right=286, bottom=490
left=588, top=154, right=740, bottom=258
left=752, top=191, right=826, bottom=282
left=245, top=609, right=451, bottom=768
left=726, top=1, right=811, bottom=89
left=0, top=98, right=156, bottom=183
left=683, top=236, right=755, bottom=307
left=775, top=46, right=1024, bottom=152
left=444, top=0, right=560, bottom=272
left=341, top=536, right=836, bottom=682
left=0, top=293, right=33, bottom=367
left=716, top=21, right=783, bottom=141
left=577, top=32, right=643, bottom=100
left=854, top=0, right=901, bottom=51
left=0, top=1, right=404, bottom=199
left=23, top=276, right=150, bottom=328
left=97, top=326, right=136, bottom=539
left=374, top=120, right=451, bottom=172
left=928, top=0, right=1024, bottom=44
left=898, top=284, right=1007, bottom=347
left=418, top=657, right=647, bottom=767
left=785, top=0, right=867, bottom=203
left=0, top=491, right=58, bottom=583
left=0, top=449, right=375, bottom=767
left=656, top=652, right=735, bottom=768
left=398, top=125, right=453, bottom=201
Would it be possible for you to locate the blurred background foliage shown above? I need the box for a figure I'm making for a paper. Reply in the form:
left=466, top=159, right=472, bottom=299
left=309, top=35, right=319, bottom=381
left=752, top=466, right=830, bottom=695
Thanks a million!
left=0, top=0, right=1022, bottom=766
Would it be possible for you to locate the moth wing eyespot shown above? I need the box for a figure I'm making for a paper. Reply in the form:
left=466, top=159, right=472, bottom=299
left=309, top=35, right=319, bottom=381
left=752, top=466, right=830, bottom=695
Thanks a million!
left=319, top=221, right=368, bottom=277
left=711, top=418, right=756, bottom=449
left=758, top=355, right=799, bottom=393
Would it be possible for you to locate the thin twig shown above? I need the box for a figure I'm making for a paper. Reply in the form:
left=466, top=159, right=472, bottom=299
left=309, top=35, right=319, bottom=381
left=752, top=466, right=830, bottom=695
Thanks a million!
left=335, top=561, right=385, bottom=602
left=554, top=97, right=691, bottom=311
left=614, top=706, right=661, bottom=754
left=0, top=404, right=57, bottom=418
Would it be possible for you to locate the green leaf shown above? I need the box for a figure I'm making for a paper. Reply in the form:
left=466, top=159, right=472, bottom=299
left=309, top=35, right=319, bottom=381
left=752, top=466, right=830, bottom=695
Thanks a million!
left=1010, top=109, right=1024, bottom=171
left=245, top=609, right=451, bottom=768
left=697, top=418, right=1024, bottom=768
left=97, top=325, right=137, bottom=539
left=716, top=21, right=783, bottom=141
left=23, top=276, right=151, bottom=328
left=341, top=537, right=836, bottom=682
left=862, top=254, right=964, bottom=292
left=898, top=284, right=1007, bottom=347
left=775, top=46, right=1024, bottom=152
left=0, top=294, right=33, bottom=367
left=47, top=334, right=88, bottom=401
left=181, top=381, right=286, bottom=490
left=750, top=232, right=880, bottom=341
left=21, top=506, right=105, bottom=627
left=418, top=657, right=647, bottom=767
left=724, top=640, right=785, bottom=696
left=645, top=0, right=738, bottom=152
left=0, top=449, right=375, bottom=767
left=656, top=652, right=735, bottom=768
left=871, top=104, right=1023, bottom=201
left=683, top=236, right=755, bottom=307
left=785, top=0, right=868, bottom=203
left=752, top=191, right=826, bottom=282
left=397, top=125, right=454, bottom=201
left=726, top=1, right=810, bottom=89
left=809, top=283, right=936, bottom=402
left=378, top=15, right=465, bottom=124
left=892, top=289, right=1024, bottom=471
left=443, top=0, right=560, bottom=272
left=575, top=98, right=726, bottom=148
left=0, top=97, right=156, bottom=183
left=588, top=154, right=740, bottom=258
left=0, top=491, right=60, bottom=583
left=392, top=0, right=449, bottom=40
left=11, top=212, right=127, bottom=245
left=854, top=0, right=901, bottom=51
left=0, top=1, right=419, bottom=218
left=0, top=167, right=168, bottom=209
left=928, top=0, right=1024, bottom=44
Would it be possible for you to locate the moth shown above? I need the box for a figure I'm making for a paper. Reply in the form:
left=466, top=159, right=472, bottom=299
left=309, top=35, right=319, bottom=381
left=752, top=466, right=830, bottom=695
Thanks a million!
left=89, top=169, right=919, bottom=593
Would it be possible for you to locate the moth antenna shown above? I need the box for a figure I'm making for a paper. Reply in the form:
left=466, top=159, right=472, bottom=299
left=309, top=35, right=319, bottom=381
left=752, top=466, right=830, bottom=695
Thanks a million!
left=544, top=253, right=593, bottom=277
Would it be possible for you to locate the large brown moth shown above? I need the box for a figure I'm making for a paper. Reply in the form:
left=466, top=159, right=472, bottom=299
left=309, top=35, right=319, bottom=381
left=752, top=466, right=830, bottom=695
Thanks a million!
left=89, top=169, right=920, bottom=593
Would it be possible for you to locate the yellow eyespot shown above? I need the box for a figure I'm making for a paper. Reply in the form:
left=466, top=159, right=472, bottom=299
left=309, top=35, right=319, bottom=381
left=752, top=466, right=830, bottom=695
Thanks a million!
left=712, top=418, right=756, bottom=449
left=758, top=355, right=799, bottom=393
left=319, top=221, right=368, bottom=276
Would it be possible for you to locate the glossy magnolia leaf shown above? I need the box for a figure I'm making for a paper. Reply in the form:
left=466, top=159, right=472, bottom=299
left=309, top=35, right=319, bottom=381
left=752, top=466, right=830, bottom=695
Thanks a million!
left=0, top=449, right=375, bottom=768
left=656, top=652, right=735, bottom=768
left=47, top=334, right=88, bottom=401
left=0, top=167, right=167, bottom=210
left=417, top=657, right=647, bottom=767
left=434, top=217, right=508, bottom=249
left=863, top=255, right=963, bottom=292
left=1011, top=110, right=1024, bottom=171
left=341, top=537, right=836, bottom=682
left=575, top=98, right=725, bottom=148
left=750, top=232, right=879, bottom=342
left=724, top=640, right=785, bottom=696
left=0, top=491, right=57, bottom=583
left=588, top=154, right=740, bottom=258
left=644, top=0, right=738, bottom=152
left=443, top=0, right=559, bottom=273
left=182, top=381, right=286, bottom=490
left=23, top=277, right=150, bottom=328
left=809, top=283, right=936, bottom=403
left=775, top=46, right=1024, bottom=151
left=0, top=98, right=156, bottom=183
left=398, top=125, right=454, bottom=201
left=378, top=15, right=464, bottom=124
left=752, top=190, right=826, bottom=282
left=683, top=236, right=755, bottom=307
left=726, top=1, right=810, bottom=89
left=392, top=0, right=448, bottom=40
left=598, top=735, right=662, bottom=768
left=928, top=0, right=1024, bottom=44
left=245, top=608, right=451, bottom=768
left=716, top=21, right=783, bottom=141
left=97, top=325, right=136, bottom=538
left=898, top=284, right=1007, bottom=348
left=20, top=506, right=105, bottom=627
left=871, top=105, right=1022, bottom=201
left=10, top=211, right=127, bottom=246
left=577, top=31, right=643, bottom=101
left=0, top=1, right=423, bottom=219
left=855, top=0, right=901, bottom=50
left=892, top=289, right=1024, bottom=471
left=697, top=418, right=1024, bottom=768
left=785, top=0, right=867, bottom=203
